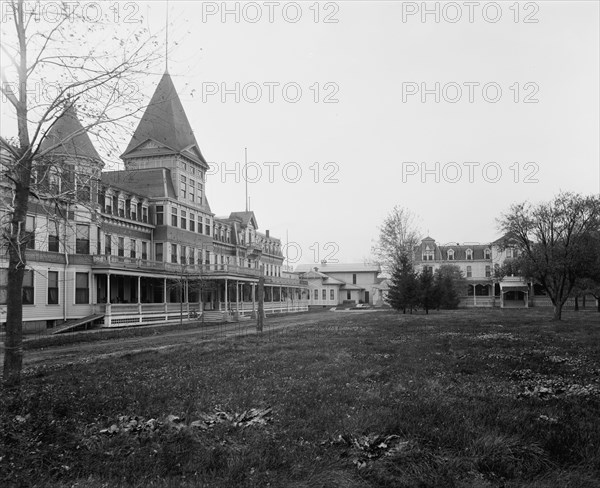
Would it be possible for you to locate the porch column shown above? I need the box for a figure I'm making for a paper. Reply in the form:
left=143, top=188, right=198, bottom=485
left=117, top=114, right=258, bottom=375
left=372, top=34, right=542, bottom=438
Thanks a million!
left=185, top=279, right=189, bottom=315
left=164, top=277, right=168, bottom=313
left=137, top=276, right=142, bottom=322
left=224, top=278, right=228, bottom=313
left=106, top=273, right=112, bottom=327
left=251, top=283, right=256, bottom=318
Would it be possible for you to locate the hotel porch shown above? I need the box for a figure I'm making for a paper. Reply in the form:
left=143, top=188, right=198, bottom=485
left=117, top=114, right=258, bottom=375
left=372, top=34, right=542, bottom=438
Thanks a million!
left=91, top=255, right=308, bottom=326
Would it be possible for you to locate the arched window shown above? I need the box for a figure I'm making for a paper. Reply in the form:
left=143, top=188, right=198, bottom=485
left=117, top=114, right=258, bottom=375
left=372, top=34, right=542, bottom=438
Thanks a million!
left=447, top=249, right=454, bottom=260
left=466, top=249, right=473, bottom=260
left=484, top=248, right=491, bottom=260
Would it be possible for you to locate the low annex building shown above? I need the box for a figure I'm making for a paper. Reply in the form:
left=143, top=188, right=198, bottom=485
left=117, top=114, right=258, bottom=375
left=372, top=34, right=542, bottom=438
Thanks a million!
left=295, top=262, right=386, bottom=308
left=0, top=72, right=309, bottom=333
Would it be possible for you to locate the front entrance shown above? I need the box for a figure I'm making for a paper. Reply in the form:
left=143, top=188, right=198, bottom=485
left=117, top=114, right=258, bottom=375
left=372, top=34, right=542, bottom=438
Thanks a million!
left=364, top=291, right=369, bottom=304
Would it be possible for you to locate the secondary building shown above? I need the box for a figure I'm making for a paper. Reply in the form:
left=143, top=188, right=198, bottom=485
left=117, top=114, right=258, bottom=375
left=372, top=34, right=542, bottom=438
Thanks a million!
left=295, top=262, right=386, bottom=308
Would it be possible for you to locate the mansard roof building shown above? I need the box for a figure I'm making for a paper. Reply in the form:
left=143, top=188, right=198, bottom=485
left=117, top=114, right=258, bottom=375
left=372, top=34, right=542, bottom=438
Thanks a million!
left=0, top=72, right=308, bottom=333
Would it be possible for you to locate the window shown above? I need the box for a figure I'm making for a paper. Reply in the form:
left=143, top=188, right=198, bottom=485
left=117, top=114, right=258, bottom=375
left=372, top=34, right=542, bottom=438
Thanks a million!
left=130, top=203, right=137, bottom=221
left=155, top=243, right=163, bottom=262
left=142, top=206, right=148, bottom=223
left=423, top=249, right=434, bottom=261
left=198, top=216, right=203, bottom=234
left=25, top=215, right=35, bottom=250
left=156, top=205, right=164, bottom=225
left=105, top=195, right=112, bottom=214
left=314, top=289, right=318, bottom=300
left=130, top=239, right=136, bottom=258
left=330, top=289, right=334, bottom=300
left=352, top=274, right=357, bottom=285
left=189, top=179, right=195, bottom=202
left=75, top=272, right=89, bottom=304
left=181, top=245, right=187, bottom=265
left=22, top=270, right=34, bottom=304
left=466, top=265, right=472, bottom=278
left=171, top=244, right=178, bottom=263
left=189, top=213, right=195, bottom=232
left=507, top=247, right=520, bottom=258
left=105, top=235, right=112, bottom=255
left=118, top=199, right=125, bottom=217
left=346, top=291, right=351, bottom=300
left=78, top=185, right=90, bottom=203
left=205, top=218, right=211, bottom=235
left=48, top=221, right=59, bottom=252
left=485, top=265, right=491, bottom=277
left=75, top=224, right=89, bottom=254
left=180, top=175, right=186, bottom=199
left=117, top=237, right=124, bottom=257
left=205, top=250, right=210, bottom=265
left=171, top=208, right=178, bottom=227
left=48, top=271, right=58, bottom=304
left=0, top=269, right=7, bottom=304
left=322, top=289, right=326, bottom=300
left=198, top=182, right=204, bottom=204
left=141, top=242, right=148, bottom=260
left=189, top=249, right=195, bottom=265
left=484, top=248, right=491, bottom=260
left=181, top=210, right=187, bottom=230
left=447, top=249, right=454, bottom=260
left=466, top=249, right=473, bottom=260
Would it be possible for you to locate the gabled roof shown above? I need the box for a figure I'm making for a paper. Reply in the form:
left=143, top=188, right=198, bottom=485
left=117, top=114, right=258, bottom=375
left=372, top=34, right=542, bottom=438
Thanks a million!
left=101, top=168, right=176, bottom=199
left=39, top=105, right=102, bottom=162
left=302, top=269, right=345, bottom=286
left=122, top=72, right=207, bottom=168
left=229, top=211, right=258, bottom=229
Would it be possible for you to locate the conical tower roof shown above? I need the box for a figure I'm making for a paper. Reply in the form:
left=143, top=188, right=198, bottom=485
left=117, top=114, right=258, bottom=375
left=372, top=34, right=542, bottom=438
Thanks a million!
left=40, top=105, right=102, bottom=162
left=122, top=72, right=207, bottom=167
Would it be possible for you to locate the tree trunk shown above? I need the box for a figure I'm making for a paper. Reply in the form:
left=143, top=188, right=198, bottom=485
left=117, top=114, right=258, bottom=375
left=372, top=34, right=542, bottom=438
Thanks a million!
left=552, top=303, right=563, bottom=321
left=3, top=179, right=31, bottom=387
left=3, top=2, right=31, bottom=388
left=574, top=296, right=579, bottom=311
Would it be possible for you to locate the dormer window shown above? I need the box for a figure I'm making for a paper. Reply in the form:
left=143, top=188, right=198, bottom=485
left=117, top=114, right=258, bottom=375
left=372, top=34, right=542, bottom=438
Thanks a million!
left=447, top=249, right=455, bottom=260
left=484, top=248, right=491, bottom=260
left=466, top=249, right=473, bottom=260
left=423, top=250, right=434, bottom=261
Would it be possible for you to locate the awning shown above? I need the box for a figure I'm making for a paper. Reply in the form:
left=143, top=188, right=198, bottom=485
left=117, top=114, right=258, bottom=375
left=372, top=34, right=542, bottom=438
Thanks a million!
left=500, top=285, right=529, bottom=292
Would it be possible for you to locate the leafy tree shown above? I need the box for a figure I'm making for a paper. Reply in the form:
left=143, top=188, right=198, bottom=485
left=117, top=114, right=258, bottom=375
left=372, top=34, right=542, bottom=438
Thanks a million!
left=498, top=192, right=600, bottom=320
left=573, top=231, right=600, bottom=312
left=1, top=0, right=162, bottom=386
left=386, top=253, right=419, bottom=314
left=432, top=265, right=465, bottom=310
left=372, top=206, right=422, bottom=274
left=418, top=267, right=435, bottom=314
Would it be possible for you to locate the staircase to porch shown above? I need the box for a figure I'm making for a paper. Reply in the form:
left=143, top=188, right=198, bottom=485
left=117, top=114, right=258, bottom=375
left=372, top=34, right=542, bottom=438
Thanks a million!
left=47, top=314, right=105, bottom=335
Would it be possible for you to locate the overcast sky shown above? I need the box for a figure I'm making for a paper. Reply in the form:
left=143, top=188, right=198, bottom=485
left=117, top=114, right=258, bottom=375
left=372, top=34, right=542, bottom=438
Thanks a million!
left=2, top=1, right=599, bottom=267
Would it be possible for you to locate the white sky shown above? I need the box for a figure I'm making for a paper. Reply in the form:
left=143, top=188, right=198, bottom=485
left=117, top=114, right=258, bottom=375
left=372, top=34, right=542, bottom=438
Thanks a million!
left=2, top=1, right=599, bottom=266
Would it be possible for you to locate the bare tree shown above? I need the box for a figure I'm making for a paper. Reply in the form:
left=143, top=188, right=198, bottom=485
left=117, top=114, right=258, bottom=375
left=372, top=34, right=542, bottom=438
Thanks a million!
left=1, top=0, right=162, bottom=386
left=371, top=206, right=422, bottom=274
left=498, top=192, right=600, bottom=321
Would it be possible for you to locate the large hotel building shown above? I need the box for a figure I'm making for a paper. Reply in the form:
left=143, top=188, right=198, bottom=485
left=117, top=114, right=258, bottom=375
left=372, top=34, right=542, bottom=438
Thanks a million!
left=0, top=72, right=309, bottom=333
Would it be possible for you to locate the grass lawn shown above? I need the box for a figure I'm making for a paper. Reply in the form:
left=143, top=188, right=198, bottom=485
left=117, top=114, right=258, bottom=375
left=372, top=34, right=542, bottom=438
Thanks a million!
left=1, top=309, right=600, bottom=487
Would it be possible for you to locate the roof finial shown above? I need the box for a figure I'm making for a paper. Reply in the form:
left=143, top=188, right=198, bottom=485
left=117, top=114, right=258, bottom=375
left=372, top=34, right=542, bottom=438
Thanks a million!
left=165, top=0, right=169, bottom=72
left=245, top=147, right=249, bottom=212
